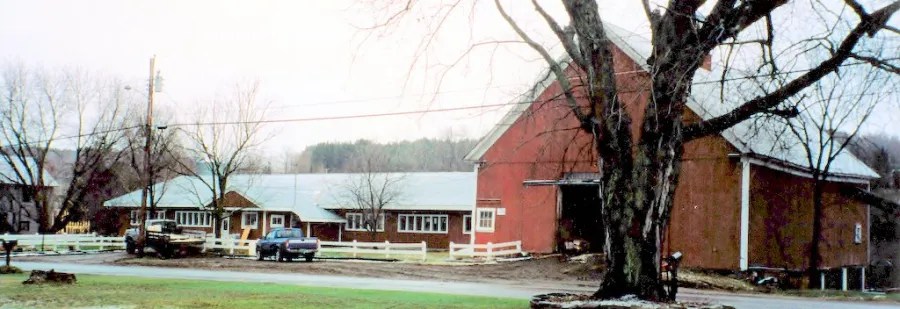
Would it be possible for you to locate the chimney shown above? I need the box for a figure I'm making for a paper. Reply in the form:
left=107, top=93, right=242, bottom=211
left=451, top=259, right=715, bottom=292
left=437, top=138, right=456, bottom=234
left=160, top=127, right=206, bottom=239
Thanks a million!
left=700, top=54, right=713, bottom=71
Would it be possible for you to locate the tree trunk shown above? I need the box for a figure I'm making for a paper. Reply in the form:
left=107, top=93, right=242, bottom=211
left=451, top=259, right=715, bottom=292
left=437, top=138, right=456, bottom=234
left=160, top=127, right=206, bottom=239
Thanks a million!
left=807, top=180, right=826, bottom=288
left=593, top=103, right=685, bottom=301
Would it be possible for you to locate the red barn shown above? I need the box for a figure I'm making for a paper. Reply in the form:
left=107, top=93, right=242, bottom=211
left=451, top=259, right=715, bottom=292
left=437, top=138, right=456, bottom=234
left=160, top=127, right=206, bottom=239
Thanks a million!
left=464, top=24, right=877, bottom=284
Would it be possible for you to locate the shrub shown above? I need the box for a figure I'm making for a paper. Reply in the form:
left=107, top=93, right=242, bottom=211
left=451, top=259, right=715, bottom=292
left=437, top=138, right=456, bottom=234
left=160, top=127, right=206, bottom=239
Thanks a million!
left=0, top=265, right=22, bottom=274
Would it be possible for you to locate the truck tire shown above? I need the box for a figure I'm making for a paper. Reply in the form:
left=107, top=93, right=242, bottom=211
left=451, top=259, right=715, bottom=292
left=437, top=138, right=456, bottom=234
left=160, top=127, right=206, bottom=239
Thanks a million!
left=125, top=238, right=135, bottom=254
left=255, top=248, right=264, bottom=261
left=305, top=254, right=314, bottom=262
left=275, top=248, right=283, bottom=262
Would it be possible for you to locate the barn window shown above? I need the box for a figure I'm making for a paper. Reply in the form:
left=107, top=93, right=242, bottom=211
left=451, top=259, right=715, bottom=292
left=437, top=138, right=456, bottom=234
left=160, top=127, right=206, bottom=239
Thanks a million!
left=174, top=211, right=212, bottom=227
left=242, top=212, right=258, bottom=229
left=346, top=213, right=384, bottom=232
left=463, top=215, right=472, bottom=234
left=476, top=208, right=495, bottom=232
left=854, top=223, right=863, bottom=244
left=398, top=214, right=448, bottom=233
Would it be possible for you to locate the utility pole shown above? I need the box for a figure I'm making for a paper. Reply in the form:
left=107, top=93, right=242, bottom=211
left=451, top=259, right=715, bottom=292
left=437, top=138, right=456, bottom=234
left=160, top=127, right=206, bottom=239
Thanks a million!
left=135, top=55, right=157, bottom=256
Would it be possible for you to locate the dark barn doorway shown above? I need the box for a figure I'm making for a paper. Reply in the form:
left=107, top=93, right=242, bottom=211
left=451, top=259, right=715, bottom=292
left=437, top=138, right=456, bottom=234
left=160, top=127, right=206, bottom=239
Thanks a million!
left=557, top=184, right=604, bottom=253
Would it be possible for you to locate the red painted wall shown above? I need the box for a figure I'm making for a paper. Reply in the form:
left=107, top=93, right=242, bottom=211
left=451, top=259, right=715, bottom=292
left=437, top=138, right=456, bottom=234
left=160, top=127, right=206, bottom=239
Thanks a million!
left=749, top=166, right=869, bottom=270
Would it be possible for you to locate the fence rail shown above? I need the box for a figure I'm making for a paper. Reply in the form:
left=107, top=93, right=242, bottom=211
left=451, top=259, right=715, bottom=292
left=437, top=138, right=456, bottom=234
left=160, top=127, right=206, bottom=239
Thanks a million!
left=448, top=240, right=522, bottom=259
left=318, top=240, right=427, bottom=261
left=0, top=233, right=125, bottom=251
left=202, top=237, right=258, bottom=256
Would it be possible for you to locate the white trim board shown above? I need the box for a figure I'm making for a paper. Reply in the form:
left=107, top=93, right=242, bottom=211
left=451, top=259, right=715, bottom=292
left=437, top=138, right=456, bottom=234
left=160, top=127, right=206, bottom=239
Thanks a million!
left=746, top=157, right=871, bottom=185
left=740, top=157, right=750, bottom=271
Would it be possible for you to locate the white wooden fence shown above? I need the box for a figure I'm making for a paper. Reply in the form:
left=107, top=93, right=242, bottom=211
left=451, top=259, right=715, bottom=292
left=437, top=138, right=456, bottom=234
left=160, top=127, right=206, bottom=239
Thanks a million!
left=318, top=240, right=427, bottom=261
left=448, top=240, right=522, bottom=260
left=201, top=237, right=258, bottom=256
left=0, top=233, right=125, bottom=251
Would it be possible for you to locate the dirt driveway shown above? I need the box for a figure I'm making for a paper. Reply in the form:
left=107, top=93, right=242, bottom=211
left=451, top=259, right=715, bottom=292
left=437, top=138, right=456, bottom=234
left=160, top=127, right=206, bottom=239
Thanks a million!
left=15, top=252, right=602, bottom=289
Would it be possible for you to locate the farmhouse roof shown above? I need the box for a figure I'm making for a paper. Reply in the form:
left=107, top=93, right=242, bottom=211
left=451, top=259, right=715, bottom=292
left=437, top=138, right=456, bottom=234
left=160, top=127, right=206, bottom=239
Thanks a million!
left=0, top=155, right=58, bottom=187
left=103, top=172, right=475, bottom=222
left=464, top=23, right=878, bottom=181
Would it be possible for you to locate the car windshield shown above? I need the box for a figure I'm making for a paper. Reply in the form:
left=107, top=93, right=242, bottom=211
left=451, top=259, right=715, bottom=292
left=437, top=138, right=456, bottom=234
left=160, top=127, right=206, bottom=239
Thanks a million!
left=278, top=229, right=303, bottom=238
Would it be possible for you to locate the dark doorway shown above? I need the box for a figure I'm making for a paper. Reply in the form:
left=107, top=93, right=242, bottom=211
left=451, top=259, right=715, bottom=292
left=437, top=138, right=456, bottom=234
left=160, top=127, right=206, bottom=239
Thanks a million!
left=557, top=185, right=604, bottom=253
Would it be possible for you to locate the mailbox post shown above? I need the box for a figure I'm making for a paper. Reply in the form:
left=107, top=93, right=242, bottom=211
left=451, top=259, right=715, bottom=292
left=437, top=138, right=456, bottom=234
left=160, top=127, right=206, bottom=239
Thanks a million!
left=1, top=240, right=17, bottom=267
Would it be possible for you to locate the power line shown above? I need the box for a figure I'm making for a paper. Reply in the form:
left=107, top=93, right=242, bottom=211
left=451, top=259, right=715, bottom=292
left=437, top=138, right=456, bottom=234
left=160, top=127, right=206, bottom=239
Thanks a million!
left=4, top=59, right=896, bottom=147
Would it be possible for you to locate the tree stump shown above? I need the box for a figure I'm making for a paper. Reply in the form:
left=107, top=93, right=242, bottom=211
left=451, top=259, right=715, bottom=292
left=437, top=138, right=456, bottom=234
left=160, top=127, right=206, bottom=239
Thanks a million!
left=22, top=269, right=77, bottom=285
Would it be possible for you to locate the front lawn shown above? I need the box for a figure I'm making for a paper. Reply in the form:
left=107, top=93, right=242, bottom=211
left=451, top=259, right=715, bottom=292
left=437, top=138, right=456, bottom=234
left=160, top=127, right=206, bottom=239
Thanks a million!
left=0, top=274, right=526, bottom=309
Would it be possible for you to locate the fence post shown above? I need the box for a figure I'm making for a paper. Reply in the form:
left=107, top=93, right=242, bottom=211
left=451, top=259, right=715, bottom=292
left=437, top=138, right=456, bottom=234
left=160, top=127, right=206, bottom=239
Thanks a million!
left=516, top=241, right=522, bottom=255
left=449, top=242, right=455, bottom=259
left=487, top=242, right=493, bottom=260
left=352, top=240, right=358, bottom=258
left=384, top=240, right=390, bottom=259
left=229, top=237, right=235, bottom=256
left=421, top=241, right=427, bottom=262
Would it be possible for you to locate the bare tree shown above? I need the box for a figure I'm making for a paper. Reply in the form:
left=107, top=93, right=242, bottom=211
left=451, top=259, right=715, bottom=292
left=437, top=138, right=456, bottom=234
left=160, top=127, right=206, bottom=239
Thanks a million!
left=48, top=71, right=131, bottom=232
left=0, top=65, right=131, bottom=233
left=174, top=82, right=269, bottom=238
left=773, top=66, right=896, bottom=287
left=338, top=147, right=405, bottom=239
left=369, top=0, right=899, bottom=300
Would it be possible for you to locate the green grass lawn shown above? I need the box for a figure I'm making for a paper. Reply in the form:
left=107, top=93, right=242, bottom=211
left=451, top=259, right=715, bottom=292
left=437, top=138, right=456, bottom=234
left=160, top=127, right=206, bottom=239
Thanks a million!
left=0, top=274, right=526, bottom=309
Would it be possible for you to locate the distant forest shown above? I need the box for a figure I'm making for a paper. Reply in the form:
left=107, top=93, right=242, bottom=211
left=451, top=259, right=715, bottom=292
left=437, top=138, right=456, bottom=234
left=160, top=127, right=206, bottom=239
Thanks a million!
left=283, top=138, right=479, bottom=173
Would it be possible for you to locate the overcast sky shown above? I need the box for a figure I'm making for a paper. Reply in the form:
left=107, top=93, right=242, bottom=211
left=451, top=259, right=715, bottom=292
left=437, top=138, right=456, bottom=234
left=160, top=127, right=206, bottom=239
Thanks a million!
left=1, top=1, right=896, bottom=154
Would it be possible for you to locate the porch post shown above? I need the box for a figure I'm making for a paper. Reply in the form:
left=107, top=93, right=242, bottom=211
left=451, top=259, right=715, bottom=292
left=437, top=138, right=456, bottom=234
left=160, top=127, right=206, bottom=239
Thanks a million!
left=338, top=225, right=342, bottom=242
left=841, top=267, right=848, bottom=291
left=306, top=222, right=312, bottom=237
left=820, top=272, right=825, bottom=290
left=262, top=211, right=268, bottom=236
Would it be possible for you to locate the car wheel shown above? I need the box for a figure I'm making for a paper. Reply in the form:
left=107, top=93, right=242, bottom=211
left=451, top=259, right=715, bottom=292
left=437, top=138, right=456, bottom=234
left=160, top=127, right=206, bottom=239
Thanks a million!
left=275, top=248, right=283, bottom=262
left=125, top=239, right=135, bottom=254
left=255, top=247, right=263, bottom=261
left=305, top=254, right=314, bottom=262
left=286, top=256, right=293, bottom=262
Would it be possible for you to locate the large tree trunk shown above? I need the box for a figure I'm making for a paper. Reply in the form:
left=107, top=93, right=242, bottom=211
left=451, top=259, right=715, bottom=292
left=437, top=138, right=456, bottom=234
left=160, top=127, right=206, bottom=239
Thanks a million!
left=807, top=179, right=826, bottom=288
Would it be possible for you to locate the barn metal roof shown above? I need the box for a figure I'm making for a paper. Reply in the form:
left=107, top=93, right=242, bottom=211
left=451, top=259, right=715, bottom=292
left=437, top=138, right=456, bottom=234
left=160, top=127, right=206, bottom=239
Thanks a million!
left=463, top=23, right=878, bottom=181
left=104, top=172, right=475, bottom=223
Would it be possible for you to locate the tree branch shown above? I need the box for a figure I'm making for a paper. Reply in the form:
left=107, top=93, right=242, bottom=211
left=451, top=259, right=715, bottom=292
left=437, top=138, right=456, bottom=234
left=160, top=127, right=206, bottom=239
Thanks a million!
left=683, top=1, right=900, bottom=141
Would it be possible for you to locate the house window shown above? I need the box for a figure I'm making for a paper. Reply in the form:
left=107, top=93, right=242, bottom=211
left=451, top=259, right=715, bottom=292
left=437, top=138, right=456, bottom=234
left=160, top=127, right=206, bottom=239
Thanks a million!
left=463, top=215, right=472, bottom=234
left=130, top=210, right=140, bottom=225
left=476, top=208, right=495, bottom=232
left=345, top=213, right=384, bottom=232
left=854, top=223, right=863, bottom=244
left=152, top=210, right=165, bottom=220
left=17, top=220, right=30, bottom=232
left=398, top=214, right=448, bottom=233
left=270, top=214, right=285, bottom=228
left=242, top=212, right=259, bottom=229
left=175, top=211, right=212, bottom=227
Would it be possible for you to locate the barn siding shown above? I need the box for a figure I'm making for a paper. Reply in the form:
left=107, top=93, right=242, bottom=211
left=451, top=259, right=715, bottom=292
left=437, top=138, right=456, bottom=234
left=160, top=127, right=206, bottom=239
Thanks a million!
left=474, top=46, right=646, bottom=253
left=749, top=165, right=869, bottom=270
left=666, top=134, right=743, bottom=270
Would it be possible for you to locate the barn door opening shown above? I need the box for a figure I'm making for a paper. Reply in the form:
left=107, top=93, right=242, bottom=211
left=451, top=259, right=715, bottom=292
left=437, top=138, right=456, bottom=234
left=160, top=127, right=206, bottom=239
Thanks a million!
left=558, top=184, right=604, bottom=253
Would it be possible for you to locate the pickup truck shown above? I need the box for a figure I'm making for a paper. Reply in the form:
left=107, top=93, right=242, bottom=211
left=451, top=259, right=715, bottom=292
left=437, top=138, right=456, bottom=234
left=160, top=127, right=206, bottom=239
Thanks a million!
left=255, top=227, right=318, bottom=262
left=125, top=219, right=205, bottom=258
